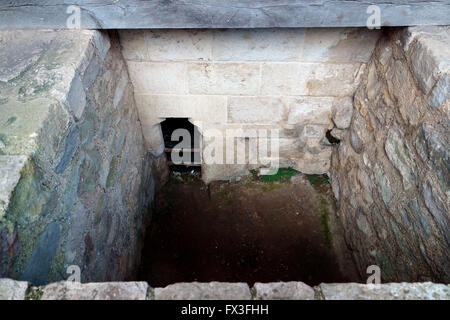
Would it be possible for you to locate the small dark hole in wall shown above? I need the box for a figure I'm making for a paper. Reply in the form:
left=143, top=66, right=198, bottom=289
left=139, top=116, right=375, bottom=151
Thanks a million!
left=325, top=129, right=341, bottom=145
left=160, top=118, right=201, bottom=173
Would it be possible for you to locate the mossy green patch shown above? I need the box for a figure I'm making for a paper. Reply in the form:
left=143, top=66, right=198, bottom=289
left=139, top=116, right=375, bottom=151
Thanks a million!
left=6, top=159, right=57, bottom=278
left=25, top=286, right=43, bottom=300
left=258, top=168, right=297, bottom=182
left=307, top=174, right=329, bottom=186
left=7, top=159, right=51, bottom=218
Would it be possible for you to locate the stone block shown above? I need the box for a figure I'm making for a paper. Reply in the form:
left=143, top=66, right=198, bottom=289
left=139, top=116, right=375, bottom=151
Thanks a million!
left=373, top=164, right=392, bottom=206
left=113, top=70, right=129, bottom=109
left=294, top=150, right=332, bottom=174
left=414, top=123, right=450, bottom=193
left=135, top=94, right=227, bottom=126
left=386, top=60, right=423, bottom=126
left=0, top=278, right=28, bottom=300
left=54, top=125, right=79, bottom=174
left=0, top=30, right=47, bottom=82
left=202, top=163, right=249, bottom=184
left=256, top=137, right=305, bottom=160
left=0, top=155, right=28, bottom=217
left=332, top=97, right=354, bottom=129
left=120, top=30, right=212, bottom=62
left=302, top=28, right=380, bottom=63
left=287, top=97, right=334, bottom=126
left=410, top=34, right=450, bottom=95
left=145, top=30, right=212, bottom=61
left=127, top=61, right=188, bottom=94
left=261, top=63, right=363, bottom=96
left=422, top=181, right=449, bottom=244
left=92, top=31, right=111, bottom=61
left=66, top=74, right=87, bottom=120
left=428, top=73, right=449, bottom=108
left=41, top=281, right=149, bottom=300
left=154, top=282, right=251, bottom=300
left=228, top=96, right=287, bottom=124
left=319, top=282, right=450, bottom=300
left=300, top=124, right=327, bottom=141
left=253, top=282, right=315, bottom=300
left=188, top=62, right=260, bottom=95
left=384, top=128, right=417, bottom=191
left=330, top=128, right=346, bottom=141
left=81, top=55, right=100, bottom=90
left=118, top=30, right=148, bottom=60
left=213, top=29, right=305, bottom=61
left=395, top=26, right=447, bottom=52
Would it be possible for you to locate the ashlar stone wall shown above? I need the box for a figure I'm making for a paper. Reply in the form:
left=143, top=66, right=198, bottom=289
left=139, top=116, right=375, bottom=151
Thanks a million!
left=119, top=28, right=380, bottom=182
left=330, top=26, right=449, bottom=283
left=0, top=30, right=154, bottom=285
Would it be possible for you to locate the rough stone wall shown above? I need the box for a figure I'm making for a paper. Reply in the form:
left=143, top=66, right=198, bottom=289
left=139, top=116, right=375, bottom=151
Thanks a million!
left=0, top=30, right=154, bottom=285
left=330, top=26, right=449, bottom=283
left=119, top=28, right=380, bottom=183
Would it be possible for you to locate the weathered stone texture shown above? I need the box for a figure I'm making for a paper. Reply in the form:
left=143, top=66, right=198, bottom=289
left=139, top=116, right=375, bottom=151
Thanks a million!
left=128, top=62, right=188, bottom=94
left=319, top=282, right=450, bottom=300
left=260, top=62, right=364, bottom=96
left=119, top=28, right=380, bottom=183
left=253, top=282, right=315, bottom=300
left=154, top=282, right=252, bottom=300
left=330, top=26, right=450, bottom=283
left=0, top=278, right=28, bottom=300
left=41, top=281, right=149, bottom=300
left=0, top=30, right=153, bottom=284
left=0, top=156, right=27, bottom=217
